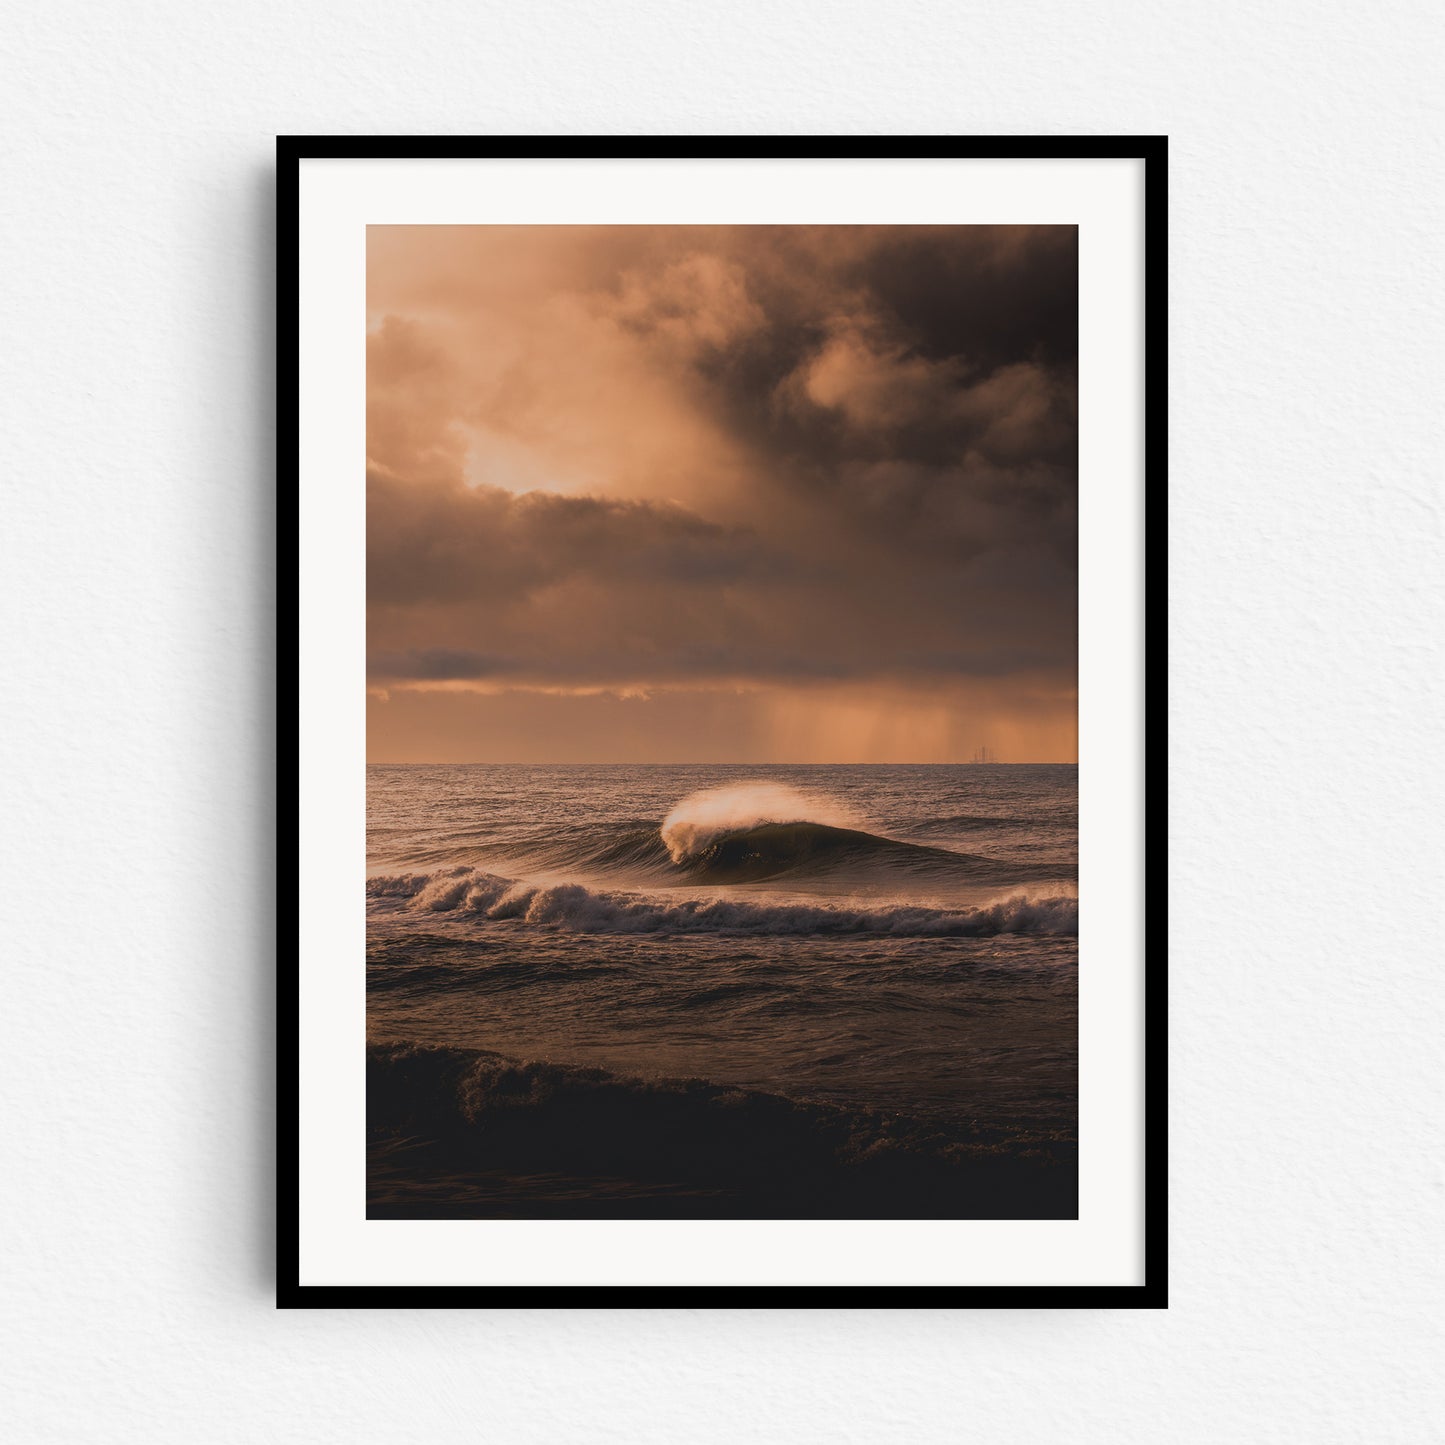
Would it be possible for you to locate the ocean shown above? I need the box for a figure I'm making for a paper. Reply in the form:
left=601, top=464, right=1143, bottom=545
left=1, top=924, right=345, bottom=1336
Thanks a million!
left=366, top=763, right=1078, bottom=1219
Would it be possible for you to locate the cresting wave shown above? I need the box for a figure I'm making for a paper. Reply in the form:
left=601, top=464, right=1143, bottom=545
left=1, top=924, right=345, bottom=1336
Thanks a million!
left=655, top=781, right=1023, bottom=880
left=660, top=782, right=862, bottom=862
left=520, top=782, right=1043, bottom=884
left=533, top=818, right=1019, bottom=884
left=368, top=866, right=1077, bottom=936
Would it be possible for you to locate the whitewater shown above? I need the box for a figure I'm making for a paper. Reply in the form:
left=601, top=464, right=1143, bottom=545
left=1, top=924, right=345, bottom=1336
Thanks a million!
left=366, top=763, right=1079, bottom=1219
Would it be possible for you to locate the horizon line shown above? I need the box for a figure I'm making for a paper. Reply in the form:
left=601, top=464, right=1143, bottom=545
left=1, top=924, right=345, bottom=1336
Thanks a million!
left=364, top=759, right=1079, bottom=767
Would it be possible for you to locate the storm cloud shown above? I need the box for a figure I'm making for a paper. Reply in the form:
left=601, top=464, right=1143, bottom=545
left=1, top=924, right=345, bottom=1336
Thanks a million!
left=366, top=225, right=1077, bottom=761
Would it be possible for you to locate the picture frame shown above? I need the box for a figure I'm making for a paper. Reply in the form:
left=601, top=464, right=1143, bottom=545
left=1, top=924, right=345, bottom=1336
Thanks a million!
left=279, top=134, right=1167, bottom=1307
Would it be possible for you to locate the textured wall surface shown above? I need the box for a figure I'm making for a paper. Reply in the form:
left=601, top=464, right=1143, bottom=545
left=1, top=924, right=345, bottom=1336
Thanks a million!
left=2, top=2, right=1443, bottom=1440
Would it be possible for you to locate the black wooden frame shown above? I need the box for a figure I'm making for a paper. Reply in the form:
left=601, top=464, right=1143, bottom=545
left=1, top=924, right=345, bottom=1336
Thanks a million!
left=277, top=134, right=1167, bottom=1308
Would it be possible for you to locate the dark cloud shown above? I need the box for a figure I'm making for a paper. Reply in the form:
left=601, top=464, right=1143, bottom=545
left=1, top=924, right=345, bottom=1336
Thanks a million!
left=365, top=225, right=1077, bottom=757
left=367, top=467, right=768, bottom=608
left=366, top=648, right=516, bottom=682
left=841, top=226, right=1078, bottom=367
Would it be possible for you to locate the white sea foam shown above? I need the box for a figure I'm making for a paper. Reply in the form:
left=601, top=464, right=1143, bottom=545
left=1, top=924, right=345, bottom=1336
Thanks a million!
left=368, top=867, right=1077, bottom=937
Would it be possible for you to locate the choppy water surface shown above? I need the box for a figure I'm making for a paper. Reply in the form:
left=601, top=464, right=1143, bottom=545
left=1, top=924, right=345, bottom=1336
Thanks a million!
left=367, top=764, right=1078, bottom=1218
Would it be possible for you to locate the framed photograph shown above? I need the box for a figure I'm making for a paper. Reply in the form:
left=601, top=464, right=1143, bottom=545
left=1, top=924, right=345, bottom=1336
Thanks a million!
left=281, top=136, right=1166, bottom=1306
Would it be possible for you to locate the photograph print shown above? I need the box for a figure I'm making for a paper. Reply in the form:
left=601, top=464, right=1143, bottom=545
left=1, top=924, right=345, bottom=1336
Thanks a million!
left=364, top=222, right=1080, bottom=1223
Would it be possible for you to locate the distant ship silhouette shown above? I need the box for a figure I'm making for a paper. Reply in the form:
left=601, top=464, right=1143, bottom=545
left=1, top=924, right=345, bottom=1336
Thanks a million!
left=968, top=747, right=998, bottom=764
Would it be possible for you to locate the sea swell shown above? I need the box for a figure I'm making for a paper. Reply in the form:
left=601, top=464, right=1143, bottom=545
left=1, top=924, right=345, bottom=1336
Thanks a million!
left=367, top=866, right=1078, bottom=937
left=367, top=1043, right=1077, bottom=1220
left=671, top=819, right=1013, bottom=883
left=522, top=817, right=1028, bottom=885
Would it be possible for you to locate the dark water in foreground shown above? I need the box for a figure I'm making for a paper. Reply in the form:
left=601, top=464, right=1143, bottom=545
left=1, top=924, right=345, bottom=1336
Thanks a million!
left=366, top=764, right=1078, bottom=1218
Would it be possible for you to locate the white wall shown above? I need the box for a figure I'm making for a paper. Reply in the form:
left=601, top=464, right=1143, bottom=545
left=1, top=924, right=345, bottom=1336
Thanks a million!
left=2, top=2, right=1442, bottom=1440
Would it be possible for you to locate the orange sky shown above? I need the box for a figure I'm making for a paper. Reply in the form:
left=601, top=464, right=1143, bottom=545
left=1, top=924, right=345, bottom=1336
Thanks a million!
left=367, top=226, right=1077, bottom=763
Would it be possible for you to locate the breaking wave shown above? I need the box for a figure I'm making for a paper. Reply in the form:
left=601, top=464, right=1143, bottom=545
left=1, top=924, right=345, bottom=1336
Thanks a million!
left=675, top=819, right=1014, bottom=882
left=661, top=782, right=862, bottom=862
left=368, top=866, right=1077, bottom=937
left=512, top=782, right=1042, bottom=885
